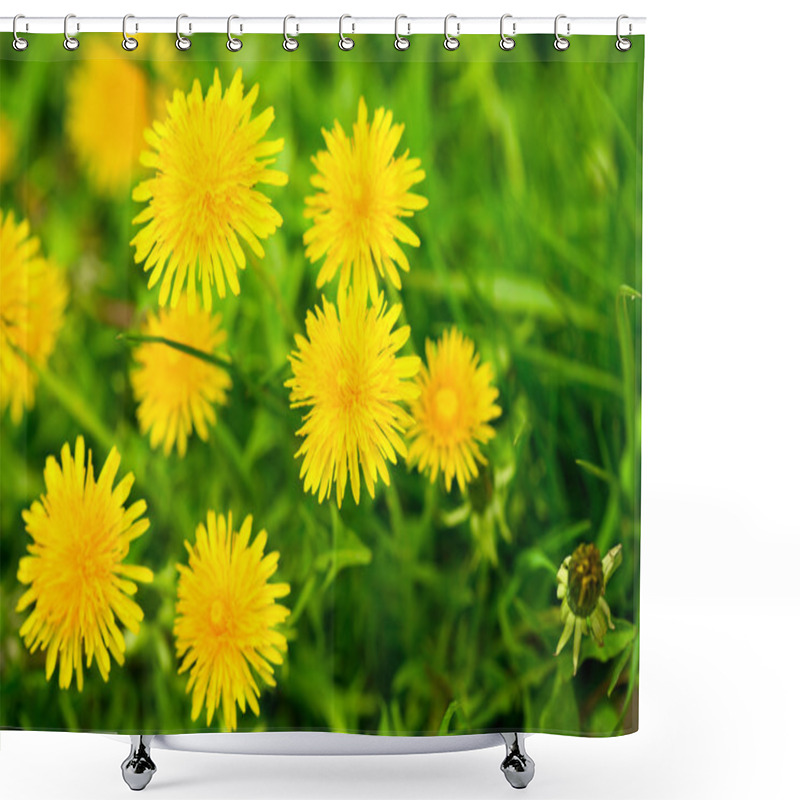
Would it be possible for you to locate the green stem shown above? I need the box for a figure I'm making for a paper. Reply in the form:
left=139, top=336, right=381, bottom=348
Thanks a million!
left=117, top=333, right=232, bottom=370
left=385, top=480, right=404, bottom=542
left=117, top=331, right=289, bottom=416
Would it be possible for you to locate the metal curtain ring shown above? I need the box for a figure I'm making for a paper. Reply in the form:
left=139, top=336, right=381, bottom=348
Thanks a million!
left=227, top=15, right=243, bottom=51
left=554, top=14, right=570, bottom=51
left=394, top=15, right=410, bottom=51
left=283, top=15, right=299, bottom=51
left=12, top=14, right=28, bottom=51
left=616, top=14, right=632, bottom=51
left=122, top=14, right=138, bottom=51
left=63, top=13, right=79, bottom=51
left=339, top=14, right=354, bottom=50
left=444, top=14, right=460, bottom=51
left=176, top=14, right=191, bottom=50
left=499, top=14, right=515, bottom=51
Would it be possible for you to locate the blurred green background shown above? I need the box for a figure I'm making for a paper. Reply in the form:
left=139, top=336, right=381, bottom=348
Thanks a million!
left=0, top=34, right=642, bottom=735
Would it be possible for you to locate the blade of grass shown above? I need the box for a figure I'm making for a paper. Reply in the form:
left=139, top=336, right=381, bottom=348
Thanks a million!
left=607, top=640, right=633, bottom=697
left=616, top=633, right=639, bottom=728
left=117, top=332, right=232, bottom=371
left=516, top=345, right=624, bottom=396
left=576, top=458, right=618, bottom=486
left=437, top=700, right=460, bottom=735
left=616, top=285, right=640, bottom=492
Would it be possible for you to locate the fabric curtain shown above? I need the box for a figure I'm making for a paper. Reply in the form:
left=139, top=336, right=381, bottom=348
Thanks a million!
left=0, top=32, right=643, bottom=737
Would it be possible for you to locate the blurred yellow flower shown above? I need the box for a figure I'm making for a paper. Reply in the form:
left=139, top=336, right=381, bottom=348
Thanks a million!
left=17, top=437, right=153, bottom=690
left=555, top=543, right=622, bottom=676
left=131, top=69, right=287, bottom=310
left=406, top=328, right=501, bottom=492
left=131, top=302, right=231, bottom=457
left=65, top=43, right=150, bottom=195
left=175, top=511, right=290, bottom=731
left=0, top=210, right=68, bottom=423
left=304, top=98, right=428, bottom=302
left=0, top=114, right=16, bottom=182
left=286, top=291, right=421, bottom=507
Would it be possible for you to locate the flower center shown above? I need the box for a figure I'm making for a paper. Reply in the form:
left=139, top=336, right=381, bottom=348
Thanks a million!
left=567, top=543, right=604, bottom=617
left=210, top=599, right=227, bottom=633
left=351, top=178, right=375, bottom=222
left=335, top=362, right=367, bottom=413
left=434, top=387, right=459, bottom=424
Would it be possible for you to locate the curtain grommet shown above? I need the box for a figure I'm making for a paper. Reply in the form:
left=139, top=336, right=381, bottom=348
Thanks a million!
left=444, top=14, right=460, bottom=51
left=339, top=15, right=355, bottom=51
left=227, top=15, right=243, bottom=52
left=394, top=15, right=410, bottom=51
left=499, top=14, right=516, bottom=51
left=122, top=14, right=138, bottom=51
left=616, top=15, right=632, bottom=51
left=283, top=15, right=299, bottom=51
left=63, top=13, right=79, bottom=51
left=175, top=13, right=191, bottom=51
left=554, top=14, right=570, bottom=51
left=12, top=15, right=28, bottom=51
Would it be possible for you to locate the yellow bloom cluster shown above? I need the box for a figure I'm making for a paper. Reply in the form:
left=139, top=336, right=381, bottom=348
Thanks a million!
left=16, top=436, right=291, bottom=730
left=0, top=211, right=68, bottom=423
left=10, top=70, right=295, bottom=731
left=8, top=67, right=511, bottom=734
left=289, top=99, right=500, bottom=503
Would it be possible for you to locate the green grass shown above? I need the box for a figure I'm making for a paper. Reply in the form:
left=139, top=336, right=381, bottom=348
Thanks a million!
left=0, top=33, right=642, bottom=736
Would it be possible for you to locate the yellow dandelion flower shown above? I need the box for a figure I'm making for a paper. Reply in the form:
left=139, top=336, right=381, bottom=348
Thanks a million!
left=0, top=210, right=68, bottom=423
left=555, top=543, right=622, bottom=676
left=0, top=114, right=16, bottom=182
left=285, top=291, right=421, bottom=507
left=131, top=68, right=287, bottom=311
left=406, top=328, right=501, bottom=492
left=65, top=43, right=150, bottom=195
left=174, top=511, right=291, bottom=731
left=304, top=98, right=428, bottom=302
left=131, top=302, right=232, bottom=457
left=16, top=436, right=153, bottom=690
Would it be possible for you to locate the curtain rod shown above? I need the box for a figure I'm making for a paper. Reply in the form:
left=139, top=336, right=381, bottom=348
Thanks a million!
left=0, top=16, right=646, bottom=37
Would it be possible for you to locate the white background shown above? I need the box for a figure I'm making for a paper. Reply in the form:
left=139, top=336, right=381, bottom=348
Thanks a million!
left=2, top=1, right=799, bottom=798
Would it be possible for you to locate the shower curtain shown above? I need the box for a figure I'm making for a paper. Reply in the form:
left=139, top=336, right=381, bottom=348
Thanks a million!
left=0, top=31, right=642, bottom=737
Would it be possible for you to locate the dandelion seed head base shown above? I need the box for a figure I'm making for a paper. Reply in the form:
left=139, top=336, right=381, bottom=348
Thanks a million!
left=567, top=543, right=604, bottom=617
left=555, top=542, right=622, bottom=676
